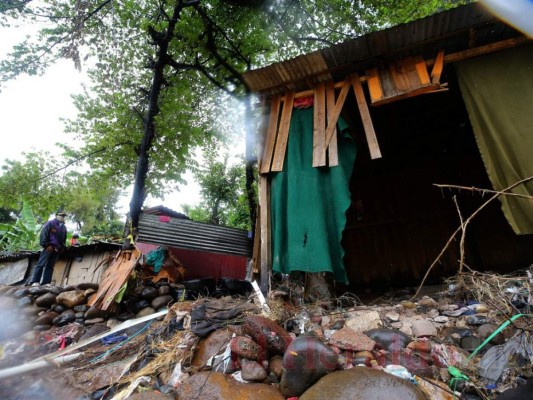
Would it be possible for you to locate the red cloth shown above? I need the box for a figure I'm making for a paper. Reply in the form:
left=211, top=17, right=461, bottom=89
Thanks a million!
left=293, top=95, right=313, bottom=109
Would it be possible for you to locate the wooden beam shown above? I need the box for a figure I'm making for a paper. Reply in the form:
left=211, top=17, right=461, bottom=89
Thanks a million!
left=350, top=73, right=382, bottom=159
left=324, top=75, right=352, bottom=149
left=326, top=81, right=339, bottom=167
left=271, top=91, right=295, bottom=172
left=312, top=82, right=327, bottom=167
left=259, top=95, right=281, bottom=173
left=430, top=50, right=444, bottom=84
left=366, top=67, right=383, bottom=103
left=259, top=175, right=271, bottom=294
left=429, top=36, right=530, bottom=66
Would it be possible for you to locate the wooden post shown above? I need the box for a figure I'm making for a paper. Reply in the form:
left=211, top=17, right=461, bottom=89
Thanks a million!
left=259, top=175, right=271, bottom=294
left=351, top=73, right=382, bottom=159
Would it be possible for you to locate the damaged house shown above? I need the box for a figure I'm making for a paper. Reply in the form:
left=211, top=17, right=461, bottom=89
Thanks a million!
left=244, top=2, right=533, bottom=293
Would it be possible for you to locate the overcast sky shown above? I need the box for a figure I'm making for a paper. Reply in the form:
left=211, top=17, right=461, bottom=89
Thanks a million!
left=0, top=25, right=205, bottom=216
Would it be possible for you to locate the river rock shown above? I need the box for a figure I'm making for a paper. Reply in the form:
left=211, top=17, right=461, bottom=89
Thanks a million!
left=85, top=318, right=105, bottom=325
left=418, top=297, right=438, bottom=308
left=329, top=327, right=375, bottom=351
left=35, top=311, right=59, bottom=326
left=300, top=366, right=426, bottom=400
left=136, top=307, right=155, bottom=318
left=269, top=356, right=283, bottom=378
left=27, top=287, right=49, bottom=296
left=243, top=315, right=292, bottom=355
left=14, top=289, right=30, bottom=298
left=17, top=297, right=32, bottom=307
left=230, top=336, right=261, bottom=360
left=241, top=358, right=267, bottom=382
left=35, top=292, right=57, bottom=308
left=53, top=304, right=65, bottom=313
left=280, top=336, right=338, bottom=398
left=345, top=310, right=382, bottom=332
left=411, top=319, right=437, bottom=337
left=77, top=283, right=99, bottom=291
left=158, top=285, right=171, bottom=296
left=56, top=290, right=86, bottom=308
left=141, top=286, right=158, bottom=300
left=53, top=309, right=76, bottom=326
left=151, top=295, right=173, bottom=309
left=177, top=372, right=284, bottom=400
left=478, top=323, right=505, bottom=345
left=365, top=328, right=411, bottom=352
left=84, top=306, right=108, bottom=320
left=74, top=305, right=89, bottom=313
left=191, top=329, right=234, bottom=370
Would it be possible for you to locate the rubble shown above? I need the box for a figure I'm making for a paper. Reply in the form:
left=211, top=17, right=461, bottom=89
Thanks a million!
left=0, top=263, right=532, bottom=399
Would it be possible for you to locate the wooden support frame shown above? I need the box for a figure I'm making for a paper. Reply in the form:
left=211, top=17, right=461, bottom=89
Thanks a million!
left=351, top=73, right=382, bottom=159
left=259, top=175, right=271, bottom=294
left=271, top=91, right=295, bottom=172
left=312, top=82, right=327, bottom=167
left=259, top=95, right=281, bottom=174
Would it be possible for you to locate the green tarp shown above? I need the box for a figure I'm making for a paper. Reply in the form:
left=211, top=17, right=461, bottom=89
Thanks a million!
left=270, top=107, right=356, bottom=284
left=456, top=44, right=533, bottom=235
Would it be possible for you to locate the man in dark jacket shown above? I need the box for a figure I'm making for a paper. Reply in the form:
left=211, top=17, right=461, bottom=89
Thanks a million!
left=29, top=210, right=68, bottom=286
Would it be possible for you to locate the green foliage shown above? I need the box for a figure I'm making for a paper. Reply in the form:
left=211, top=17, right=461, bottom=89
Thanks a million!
left=83, top=219, right=126, bottom=243
left=0, top=201, right=42, bottom=251
left=183, top=145, right=255, bottom=230
left=0, top=150, right=124, bottom=232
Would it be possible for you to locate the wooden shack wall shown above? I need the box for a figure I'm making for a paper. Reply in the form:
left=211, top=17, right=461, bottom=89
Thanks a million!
left=341, top=68, right=533, bottom=289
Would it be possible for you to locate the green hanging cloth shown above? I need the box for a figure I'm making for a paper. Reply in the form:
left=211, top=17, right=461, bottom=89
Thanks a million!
left=270, top=107, right=356, bottom=284
left=145, top=246, right=166, bottom=273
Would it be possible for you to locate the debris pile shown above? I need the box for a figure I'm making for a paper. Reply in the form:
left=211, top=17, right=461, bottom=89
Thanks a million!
left=0, top=264, right=532, bottom=399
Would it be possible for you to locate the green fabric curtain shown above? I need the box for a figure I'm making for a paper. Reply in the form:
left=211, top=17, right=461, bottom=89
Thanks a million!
left=455, top=44, right=533, bottom=235
left=270, top=107, right=356, bottom=284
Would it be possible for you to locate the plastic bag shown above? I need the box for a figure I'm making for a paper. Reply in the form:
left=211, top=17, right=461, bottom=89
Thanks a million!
left=478, top=331, right=533, bottom=386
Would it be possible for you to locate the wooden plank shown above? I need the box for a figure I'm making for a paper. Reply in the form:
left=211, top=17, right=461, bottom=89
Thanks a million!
left=312, top=82, right=327, bottom=167
left=259, top=175, right=271, bottom=294
left=441, top=37, right=528, bottom=65
left=324, top=75, right=351, bottom=149
left=326, top=81, right=338, bottom=167
left=366, top=67, right=383, bottom=103
left=252, top=207, right=261, bottom=274
left=259, top=95, right=281, bottom=174
left=271, top=91, right=295, bottom=172
left=431, top=50, right=444, bottom=84
left=351, top=73, right=382, bottom=159
left=414, top=55, right=431, bottom=85
left=389, top=58, right=411, bottom=92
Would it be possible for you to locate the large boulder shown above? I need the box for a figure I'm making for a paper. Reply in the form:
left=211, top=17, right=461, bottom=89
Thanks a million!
left=300, top=367, right=426, bottom=400
left=177, top=372, right=284, bottom=400
left=56, top=290, right=86, bottom=308
left=280, top=336, right=338, bottom=398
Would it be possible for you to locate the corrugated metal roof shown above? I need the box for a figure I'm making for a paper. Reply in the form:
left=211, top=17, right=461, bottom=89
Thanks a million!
left=243, top=2, right=523, bottom=95
left=138, top=214, right=251, bottom=257
left=0, top=258, right=29, bottom=285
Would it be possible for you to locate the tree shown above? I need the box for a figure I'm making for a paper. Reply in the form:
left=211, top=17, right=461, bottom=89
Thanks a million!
left=183, top=145, right=253, bottom=229
left=0, top=149, right=124, bottom=231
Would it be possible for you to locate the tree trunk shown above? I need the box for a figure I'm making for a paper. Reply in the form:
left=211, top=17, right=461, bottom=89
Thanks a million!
left=126, top=1, right=185, bottom=245
left=244, top=92, right=257, bottom=237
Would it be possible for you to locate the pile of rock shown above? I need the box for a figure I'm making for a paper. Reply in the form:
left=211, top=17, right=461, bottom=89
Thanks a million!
left=1, top=281, right=531, bottom=399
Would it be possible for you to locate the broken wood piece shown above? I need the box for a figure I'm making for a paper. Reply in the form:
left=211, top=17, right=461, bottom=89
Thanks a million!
left=259, top=95, right=281, bottom=174
left=350, top=73, right=382, bottom=159
left=324, top=75, right=352, bottom=149
left=312, top=82, right=327, bottom=167
left=431, top=50, right=445, bottom=84
left=271, top=91, right=295, bottom=172
left=88, top=248, right=142, bottom=310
